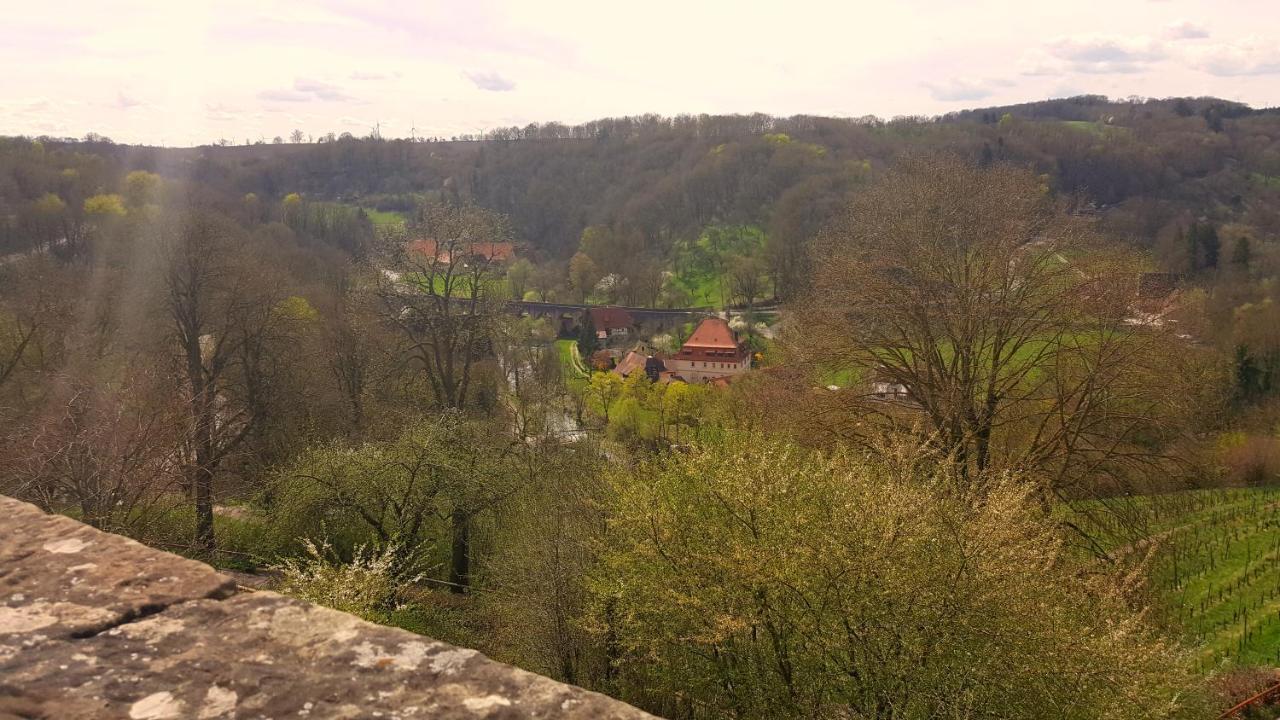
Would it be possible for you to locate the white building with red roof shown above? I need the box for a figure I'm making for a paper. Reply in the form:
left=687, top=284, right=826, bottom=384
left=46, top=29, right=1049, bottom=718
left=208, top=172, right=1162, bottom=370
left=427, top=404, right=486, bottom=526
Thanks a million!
left=668, top=317, right=752, bottom=383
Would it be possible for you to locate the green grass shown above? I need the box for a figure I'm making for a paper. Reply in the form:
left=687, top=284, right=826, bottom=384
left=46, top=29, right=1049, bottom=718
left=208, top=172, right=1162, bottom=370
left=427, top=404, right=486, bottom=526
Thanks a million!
left=80, top=500, right=281, bottom=572
left=1249, top=173, right=1280, bottom=190
left=362, top=208, right=408, bottom=232
left=673, top=273, right=725, bottom=308
left=403, top=272, right=508, bottom=299
left=1061, top=120, right=1106, bottom=134
left=383, top=591, right=488, bottom=654
left=556, top=339, right=589, bottom=379
left=820, top=366, right=860, bottom=388
left=1059, top=120, right=1129, bottom=138
left=1076, top=487, right=1280, bottom=669
left=669, top=224, right=769, bottom=309
left=819, top=330, right=1115, bottom=391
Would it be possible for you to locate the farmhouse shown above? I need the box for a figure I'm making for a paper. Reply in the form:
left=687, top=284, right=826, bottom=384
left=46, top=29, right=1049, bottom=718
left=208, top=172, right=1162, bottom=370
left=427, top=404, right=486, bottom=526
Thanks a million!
left=667, top=317, right=752, bottom=383
left=613, top=350, right=669, bottom=382
left=613, top=350, right=647, bottom=378
left=407, top=238, right=516, bottom=265
left=588, top=306, right=634, bottom=341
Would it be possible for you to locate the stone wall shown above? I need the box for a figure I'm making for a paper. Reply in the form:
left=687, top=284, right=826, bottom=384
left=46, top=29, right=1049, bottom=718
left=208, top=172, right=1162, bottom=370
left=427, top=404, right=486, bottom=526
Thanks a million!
left=0, top=496, right=654, bottom=720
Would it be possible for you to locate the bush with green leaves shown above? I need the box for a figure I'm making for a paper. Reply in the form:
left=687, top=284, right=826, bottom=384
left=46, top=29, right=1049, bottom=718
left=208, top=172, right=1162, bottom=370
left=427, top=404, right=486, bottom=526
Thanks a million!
left=593, top=433, right=1208, bottom=720
left=267, top=413, right=518, bottom=589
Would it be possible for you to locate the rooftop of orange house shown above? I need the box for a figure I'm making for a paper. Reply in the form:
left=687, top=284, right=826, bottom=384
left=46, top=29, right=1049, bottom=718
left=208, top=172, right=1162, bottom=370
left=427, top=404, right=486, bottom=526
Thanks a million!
left=614, top=350, right=647, bottom=378
left=589, top=306, right=634, bottom=332
left=682, top=317, right=740, bottom=350
left=407, top=238, right=516, bottom=264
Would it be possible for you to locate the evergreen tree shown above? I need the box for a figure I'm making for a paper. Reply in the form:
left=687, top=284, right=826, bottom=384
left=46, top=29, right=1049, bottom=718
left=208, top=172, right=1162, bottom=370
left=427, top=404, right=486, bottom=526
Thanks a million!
left=1232, top=236, right=1252, bottom=269
left=1235, top=345, right=1263, bottom=404
left=1201, top=223, right=1221, bottom=268
left=1182, top=226, right=1199, bottom=272
left=578, top=311, right=599, bottom=357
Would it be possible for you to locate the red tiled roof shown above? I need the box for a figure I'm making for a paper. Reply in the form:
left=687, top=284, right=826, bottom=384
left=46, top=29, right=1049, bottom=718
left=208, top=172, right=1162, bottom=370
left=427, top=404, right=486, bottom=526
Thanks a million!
left=613, top=351, right=646, bottom=378
left=407, top=239, right=515, bottom=264
left=676, top=317, right=748, bottom=363
left=589, top=306, right=633, bottom=331
left=682, top=317, right=739, bottom=350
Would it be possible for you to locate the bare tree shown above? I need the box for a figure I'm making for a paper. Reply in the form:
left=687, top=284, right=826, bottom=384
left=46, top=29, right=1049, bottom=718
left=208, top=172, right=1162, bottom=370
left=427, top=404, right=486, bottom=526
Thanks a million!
left=0, top=300, right=42, bottom=390
left=493, top=316, right=563, bottom=443
left=289, top=129, right=306, bottom=144
left=727, top=254, right=768, bottom=309
left=2, top=371, right=183, bottom=533
left=568, top=252, right=602, bottom=304
left=529, top=261, right=565, bottom=303
left=161, top=212, right=283, bottom=553
left=319, top=277, right=397, bottom=439
left=377, top=202, right=510, bottom=411
left=622, top=255, right=664, bottom=308
left=796, top=155, right=1201, bottom=501
left=0, top=259, right=72, bottom=402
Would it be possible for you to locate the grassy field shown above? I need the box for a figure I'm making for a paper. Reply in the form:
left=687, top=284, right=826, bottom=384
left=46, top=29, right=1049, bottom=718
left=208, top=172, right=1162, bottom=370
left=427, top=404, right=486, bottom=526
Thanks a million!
left=556, top=339, right=589, bottom=379
left=363, top=208, right=408, bottom=232
left=819, top=366, right=860, bottom=388
left=669, top=224, right=768, bottom=309
left=1059, top=120, right=1130, bottom=138
left=402, top=272, right=510, bottom=299
left=1060, top=120, right=1108, bottom=135
left=1079, top=487, right=1280, bottom=669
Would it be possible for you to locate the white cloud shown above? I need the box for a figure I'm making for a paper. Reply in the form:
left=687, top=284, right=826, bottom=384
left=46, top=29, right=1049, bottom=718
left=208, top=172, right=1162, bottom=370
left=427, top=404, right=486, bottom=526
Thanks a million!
left=115, top=91, right=143, bottom=109
left=258, top=88, right=311, bottom=102
left=3, top=97, right=55, bottom=115
left=1165, top=20, right=1210, bottom=40
left=464, top=70, right=516, bottom=92
left=1047, top=84, right=1087, bottom=99
left=1192, top=37, right=1280, bottom=76
left=259, top=78, right=357, bottom=103
left=293, top=78, right=355, bottom=101
left=923, top=77, right=1013, bottom=102
left=2, top=0, right=1279, bottom=144
left=1018, top=50, right=1067, bottom=77
left=1045, top=34, right=1165, bottom=74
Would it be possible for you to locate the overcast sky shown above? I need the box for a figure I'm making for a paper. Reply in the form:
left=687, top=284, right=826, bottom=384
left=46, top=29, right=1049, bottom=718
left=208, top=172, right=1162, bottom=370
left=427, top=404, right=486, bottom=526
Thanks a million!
left=2, top=0, right=1279, bottom=146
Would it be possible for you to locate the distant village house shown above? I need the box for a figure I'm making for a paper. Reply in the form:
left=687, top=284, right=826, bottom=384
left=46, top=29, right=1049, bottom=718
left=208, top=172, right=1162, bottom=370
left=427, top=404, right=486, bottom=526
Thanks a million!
left=407, top=238, right=516, bottom=266
left=588, top=306, right=634, bottom=342
left=612, top=350, right=673, bottom=383
left=667, top=317, right=752, bottom=383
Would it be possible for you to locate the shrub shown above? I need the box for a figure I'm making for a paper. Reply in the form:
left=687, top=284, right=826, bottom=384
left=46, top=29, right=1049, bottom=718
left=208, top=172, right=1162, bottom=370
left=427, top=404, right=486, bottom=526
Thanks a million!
left=274, top=538, right=421, bottom=621
left=1222, top=435, right=1280, bottom=486
left=594, top=433, right=1206, bottom=719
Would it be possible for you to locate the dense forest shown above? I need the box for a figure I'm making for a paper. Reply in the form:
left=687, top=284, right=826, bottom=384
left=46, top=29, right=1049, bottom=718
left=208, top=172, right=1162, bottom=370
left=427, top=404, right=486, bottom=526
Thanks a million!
left=3, top=95, right=1280, bottom=718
